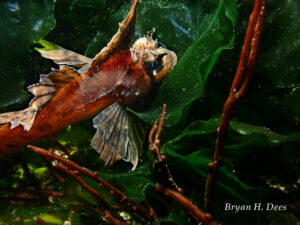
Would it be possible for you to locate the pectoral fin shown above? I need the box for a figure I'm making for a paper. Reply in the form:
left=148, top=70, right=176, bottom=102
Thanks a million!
left=91, top=103, right=145, bottom=170
left=35, top=40, right=92, bottom=71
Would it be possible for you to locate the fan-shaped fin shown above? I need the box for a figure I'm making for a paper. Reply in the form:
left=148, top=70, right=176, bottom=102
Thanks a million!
left=89, top=0, right=138, bottom=71
left=35, top=40, right=92, bottom=69
left=91, top=103, right=145, bottom=170
left=0, top=67, right=80, bottom=131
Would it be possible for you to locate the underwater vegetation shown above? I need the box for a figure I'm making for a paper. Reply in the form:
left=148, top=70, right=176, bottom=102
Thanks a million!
left=0, top=0, right=299, bottom=224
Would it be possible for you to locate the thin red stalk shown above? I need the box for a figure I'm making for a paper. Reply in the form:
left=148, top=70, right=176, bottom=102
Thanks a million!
left=74, top=202, right=130, bottom=224
left=155, top=104, right=166, bottom=145
left=236, top=2, right=265, bottom=98
left=104, top=210, right=129, bottom=225
left=229, top=0, right=264, bottom=93
left=204, top=0, right=266, bottom=214
left=49, top=137, right=70, bottom=156
left=54, top=163, right=109, bottom=207
left=43, top=159, right=65, bottom=183
left=28, top=145, right=156, bottom=222
left=156, top=183, right=218, bottom=225
left=148, top=121, right=158, bottom=144
left=55, top=164, right=129, bottom=224
left=0, top=187, right=63, bottom=197
left=0, top=197, right=50, bottom=204
left=27, top=145, right=126, bottom=200
left=148, top=105, right=182, bottom=193
left=143, top=200, right=159, bottom=222
left=16, top=154, right=40, bottom=190
left=74, top=201, right=103, bottom=214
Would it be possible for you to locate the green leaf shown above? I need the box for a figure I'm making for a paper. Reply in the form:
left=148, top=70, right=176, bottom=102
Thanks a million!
left=101, top=162, right=154, bottom=202
left=0, top=1, right=299, bottom=224
left=153, top=202, right=188, bottom=225
left=34, top=39, right=60, bottom=51
left=258, top=0, right=300, bottom=89
left=61, top=177, right=98, bottom=206
left=268, top=211, right=300, bottom=225
left=165, top=147, right=265, bottom=202
left=135, top=0, right=238, bottom=126
left=10, top=206, right=66, bottom=218
left=0, top=204, right=66, bottom=224
left=167, top=117, right=300, bottom=151
left=163, top=117, right=296, bottom=198
left=68, top=211, right=83, bottom=225
left=0, top=0, right=55, bottom=108
left=163, top=116, right=300, bottom=217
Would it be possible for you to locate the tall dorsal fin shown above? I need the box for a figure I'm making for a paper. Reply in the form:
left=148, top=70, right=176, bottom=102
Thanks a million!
left=89, top=0, right=138, bottom=71
left=0, top=67, right=80, bottom=131
left=35, top=40, right=92, bottom=71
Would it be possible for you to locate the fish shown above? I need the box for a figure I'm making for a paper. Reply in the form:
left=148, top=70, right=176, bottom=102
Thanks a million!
left=0, top=0, right=177, bottom=169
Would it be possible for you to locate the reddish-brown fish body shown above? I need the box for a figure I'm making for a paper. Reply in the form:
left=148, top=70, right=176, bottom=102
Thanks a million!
left=0, top=50, right=152, bottom=157
left=0, top=0, right=177, bottom=168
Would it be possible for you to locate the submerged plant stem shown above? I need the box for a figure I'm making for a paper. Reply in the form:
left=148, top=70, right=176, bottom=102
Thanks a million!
left=27, top=145, right=157, bottom=222
left=204, top=0, right=266, bottom=214
left=156, top=183, right=218, bottom=225
left=149, top=104, right=182, bottom=193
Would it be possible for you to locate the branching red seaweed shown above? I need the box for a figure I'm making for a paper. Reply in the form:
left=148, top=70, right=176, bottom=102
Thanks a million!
left=16, top=154, right=40, bottom=190
left=27, top=145, right=126, bottom=200
left=49, top=137, right=70, bottom=156
left=43, top=158, right=65, bottom=183
left=27, top=145, right=157, bottom=222
left=0, top=187, right=63, bottom=197
left=73, top=202, right=130, bottom=225
left=53, top=163, right=109, bottom=207
left=204, top=0, right=266, bottom=214
left=156, top=183, right=219, bottom=225
left=104, top=210, right=130, bottom=225
left=149, top=104, right=182, bottom=193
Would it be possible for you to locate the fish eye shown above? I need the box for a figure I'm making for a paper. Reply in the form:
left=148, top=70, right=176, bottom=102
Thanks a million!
left=145, top=53, right=166, bottom=76
left=145, top=61, right=163, bottom=76
left=148, top=61, right=161, bottom=71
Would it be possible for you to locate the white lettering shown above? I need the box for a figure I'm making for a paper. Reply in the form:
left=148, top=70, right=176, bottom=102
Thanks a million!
left=224, top=203, right=251, bottom=213
left=224, top=203, right=231, bottom=211
left=266, top=203, right=287, bottom=211
left=254, top=203, right=263, bottom=210
left=266, top=203, right=274, bottom=210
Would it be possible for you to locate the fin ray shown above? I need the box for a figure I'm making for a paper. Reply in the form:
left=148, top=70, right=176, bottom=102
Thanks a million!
left=0, top=67, right=80, bottom=131
left=35, top=40, right=92, bottom=70
left=91, top=103, right=144, bottom=170
left=89, top=0, right=138, bottom=71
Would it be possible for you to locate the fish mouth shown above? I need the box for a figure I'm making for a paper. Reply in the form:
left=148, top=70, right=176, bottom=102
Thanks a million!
left=154, top=48, right=177, bottom=83
left=130, top=36, right=177, bottom=83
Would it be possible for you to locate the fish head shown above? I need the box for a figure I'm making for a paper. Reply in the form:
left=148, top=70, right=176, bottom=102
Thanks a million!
left=130, top=32, right=177, bottom=83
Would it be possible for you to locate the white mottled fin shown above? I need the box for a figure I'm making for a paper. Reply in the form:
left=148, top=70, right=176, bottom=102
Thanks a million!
left=91, top=103, right=145, bottom=170
left=35, top=40, right=92, bottom=72
left=0, top=66, right=80, bottom=131
left=0, top=108, right=36, bottom=131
